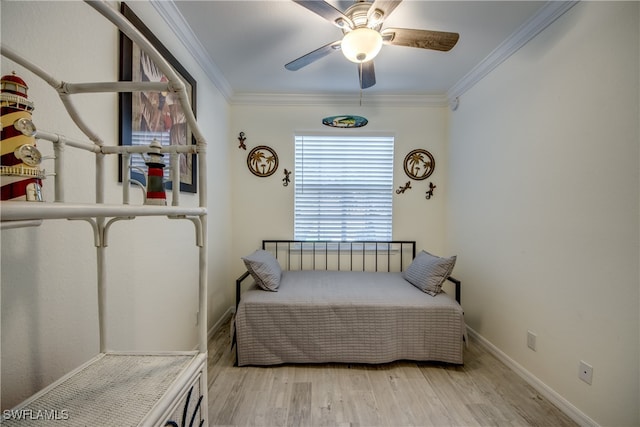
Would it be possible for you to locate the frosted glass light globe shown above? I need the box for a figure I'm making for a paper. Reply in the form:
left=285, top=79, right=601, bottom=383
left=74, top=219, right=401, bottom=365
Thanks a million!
left=341, top=28, right=383, bottom=63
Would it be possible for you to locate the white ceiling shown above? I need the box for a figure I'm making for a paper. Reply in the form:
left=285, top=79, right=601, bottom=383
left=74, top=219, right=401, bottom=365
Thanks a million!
left=155, top=1, right=562, bottom=103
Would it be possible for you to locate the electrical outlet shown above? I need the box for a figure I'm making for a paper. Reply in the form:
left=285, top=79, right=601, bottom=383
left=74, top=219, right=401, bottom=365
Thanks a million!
left=527, top=330, right=537, bottom=351
left=579, top=361, right=593, bottom=385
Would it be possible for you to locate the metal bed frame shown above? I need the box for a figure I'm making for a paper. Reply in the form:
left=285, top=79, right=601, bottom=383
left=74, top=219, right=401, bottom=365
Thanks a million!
left=236, top=239, right=461, bottom=310
left=233, top=240, right=462, bottom=365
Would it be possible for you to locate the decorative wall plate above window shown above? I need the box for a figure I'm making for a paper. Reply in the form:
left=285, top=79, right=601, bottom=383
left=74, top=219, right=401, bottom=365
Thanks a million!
left=403, top=148, right=435, bottom=180
left=322, top=115, right=368, bottom=128
left=247, top=145, right=279, bottom=177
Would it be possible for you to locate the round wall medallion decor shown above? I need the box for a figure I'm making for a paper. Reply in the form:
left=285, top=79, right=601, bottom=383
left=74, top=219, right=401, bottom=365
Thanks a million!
left=247, top=145, right=279, bottom=177
left=403, top=149, right=435, bottom=180
left=322, top=115, right=368, bottom=128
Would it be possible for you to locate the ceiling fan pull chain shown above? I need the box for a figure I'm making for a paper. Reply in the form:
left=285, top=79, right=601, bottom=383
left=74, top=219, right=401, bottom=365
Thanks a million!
left=359, top=62, right=363, bottom=106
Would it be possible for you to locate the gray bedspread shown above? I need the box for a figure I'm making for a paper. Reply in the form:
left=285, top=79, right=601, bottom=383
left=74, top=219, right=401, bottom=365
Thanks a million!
left=235, top=270, right=465, bottom=366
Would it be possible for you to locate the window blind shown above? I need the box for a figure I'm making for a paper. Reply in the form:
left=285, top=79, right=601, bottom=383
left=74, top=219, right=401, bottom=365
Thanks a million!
left=294, top=134, right=394, bottom=241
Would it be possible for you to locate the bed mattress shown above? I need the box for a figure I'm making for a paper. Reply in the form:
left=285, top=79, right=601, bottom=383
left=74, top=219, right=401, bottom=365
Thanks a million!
left=235, top=270, right=465, bottom=366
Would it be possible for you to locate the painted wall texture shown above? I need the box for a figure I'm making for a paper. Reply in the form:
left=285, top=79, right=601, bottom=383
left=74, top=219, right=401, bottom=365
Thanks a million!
left=230, top=103, right=454, bottom=284
left=1, top=1, right=638, bottom=426
left=447, top=2, right=639, bottom=425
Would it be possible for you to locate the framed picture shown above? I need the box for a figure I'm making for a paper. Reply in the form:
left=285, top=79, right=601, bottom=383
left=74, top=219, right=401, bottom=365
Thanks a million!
left=118, top=2, right=197, bottom=193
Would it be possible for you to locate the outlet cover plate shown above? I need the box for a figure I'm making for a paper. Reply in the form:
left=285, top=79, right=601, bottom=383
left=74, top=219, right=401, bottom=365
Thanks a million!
left=579, top=361, right=593, bottom=385
left=527, top=330, right=537, bottom=351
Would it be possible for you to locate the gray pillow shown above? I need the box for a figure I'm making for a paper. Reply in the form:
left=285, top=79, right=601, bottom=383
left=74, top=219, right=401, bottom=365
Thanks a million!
left=242, top=249, right=282, bottom=291
left=402, top=250, right=456, bottom=296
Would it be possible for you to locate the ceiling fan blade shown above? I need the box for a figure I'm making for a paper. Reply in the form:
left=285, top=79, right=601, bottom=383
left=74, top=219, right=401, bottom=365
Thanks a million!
left=367, top=0, right=402, bottom=24
left=292, top=0, right=353, bottom=29
left=336, top=0, right=354, bottom=12
left=285, top=40, right=342, bottom=71
left=381, top=28, right=459, bottom=51
left=359, top=61, right=376, bottom=89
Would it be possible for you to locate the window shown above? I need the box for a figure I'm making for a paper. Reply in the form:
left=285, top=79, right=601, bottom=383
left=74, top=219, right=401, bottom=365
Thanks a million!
left=294, top=134, right=394, bottom=241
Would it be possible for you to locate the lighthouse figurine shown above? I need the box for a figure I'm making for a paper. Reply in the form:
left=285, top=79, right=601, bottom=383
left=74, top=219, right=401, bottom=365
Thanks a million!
left=1, top=72, right=44, bottom=201
left=144, top=139, right=166, bottom=205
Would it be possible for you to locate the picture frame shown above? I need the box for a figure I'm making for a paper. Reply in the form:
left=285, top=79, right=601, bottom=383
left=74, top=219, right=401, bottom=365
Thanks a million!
left=118, top=2, right=197, bottom=193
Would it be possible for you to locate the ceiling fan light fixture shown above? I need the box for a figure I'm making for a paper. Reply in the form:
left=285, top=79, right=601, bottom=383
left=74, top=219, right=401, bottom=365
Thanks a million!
left=334, top=17, right=350, bottom=29
left=341, top=28, right=383, bottom=63
left=368, top=9, right=384, bottom=27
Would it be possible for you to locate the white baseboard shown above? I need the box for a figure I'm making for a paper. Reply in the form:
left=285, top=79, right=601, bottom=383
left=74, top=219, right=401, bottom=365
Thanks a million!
left=193, top=307, right=233, bottom=352
left=207, top=306, right=234, bottom=341
left=466, top=326, right=599, bottom=427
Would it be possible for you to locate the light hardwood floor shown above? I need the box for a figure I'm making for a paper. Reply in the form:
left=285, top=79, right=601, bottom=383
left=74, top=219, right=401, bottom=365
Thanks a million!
left=207, top=316, right=577, bottom=427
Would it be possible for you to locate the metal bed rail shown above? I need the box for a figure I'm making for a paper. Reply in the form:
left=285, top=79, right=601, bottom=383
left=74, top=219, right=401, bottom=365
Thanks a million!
left=262, top=240, right=417, bottom=273
left=238, top=240, right=461, bottom=305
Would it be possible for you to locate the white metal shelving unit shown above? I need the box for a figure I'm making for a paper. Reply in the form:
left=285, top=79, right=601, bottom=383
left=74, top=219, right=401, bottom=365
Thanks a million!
left=1, top=1, right=208, bottom=425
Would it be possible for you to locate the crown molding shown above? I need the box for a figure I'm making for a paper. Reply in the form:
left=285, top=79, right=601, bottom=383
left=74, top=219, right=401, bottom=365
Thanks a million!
left=229, top=92, right=449, bottom=107
left=150, top=1, right=233, bottom=102
left=446, top=1, right=578, bottom=108
left=154, top=1, right=577, bottom=108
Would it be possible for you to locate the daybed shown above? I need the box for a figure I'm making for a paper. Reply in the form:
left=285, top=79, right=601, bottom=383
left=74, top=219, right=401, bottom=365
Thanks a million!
left=233, top=240, right=465, bottom=367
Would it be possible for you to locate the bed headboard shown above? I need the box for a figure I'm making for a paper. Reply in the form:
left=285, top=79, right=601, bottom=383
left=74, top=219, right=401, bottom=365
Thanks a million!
left=236, top=239, right=460, bottom=307
left=261, top=240, right=416, bottom=273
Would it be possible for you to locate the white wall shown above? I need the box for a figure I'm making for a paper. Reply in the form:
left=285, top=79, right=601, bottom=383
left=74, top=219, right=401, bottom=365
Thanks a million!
left=3, top=1, right=637, bottom=424
left=447, top=2, right=639, bottom=426
left=1, top=1, right=232, bottom=409
left=230, top=103, right=453, bottom=282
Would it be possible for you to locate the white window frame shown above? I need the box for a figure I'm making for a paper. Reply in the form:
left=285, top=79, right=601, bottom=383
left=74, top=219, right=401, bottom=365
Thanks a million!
left=294, top=133, right=394, bottom=242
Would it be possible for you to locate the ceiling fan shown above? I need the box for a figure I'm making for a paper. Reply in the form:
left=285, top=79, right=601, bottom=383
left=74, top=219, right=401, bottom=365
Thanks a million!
left=285, top=0, right=460, bottom=89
